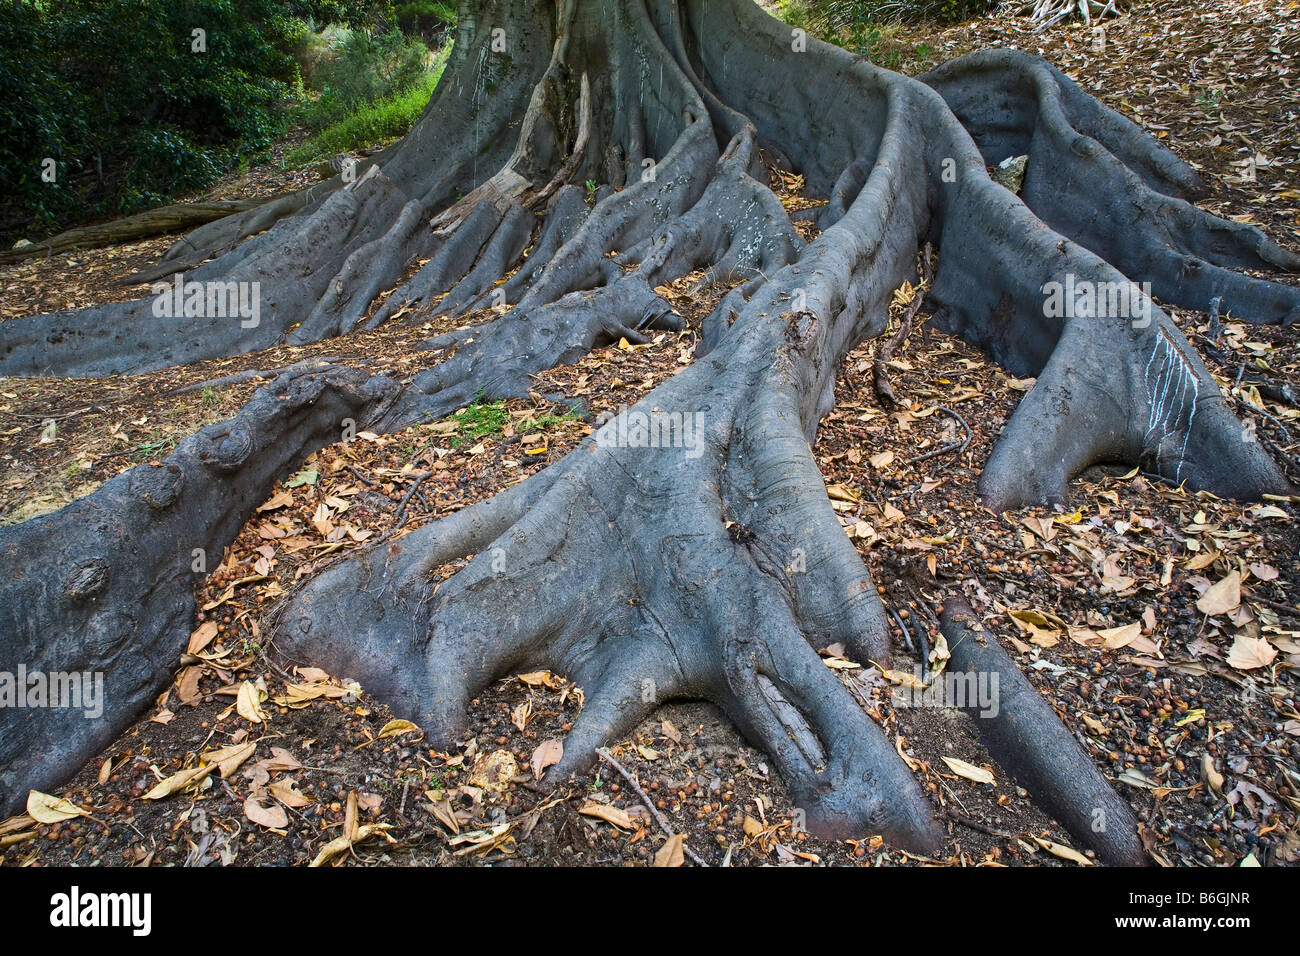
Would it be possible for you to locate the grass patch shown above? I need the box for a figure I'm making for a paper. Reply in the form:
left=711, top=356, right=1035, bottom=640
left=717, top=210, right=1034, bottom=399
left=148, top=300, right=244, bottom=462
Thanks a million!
left=448, top=397, right=511, bottom=448
left=287, top=57, right=446, bottom=166
left=523, top=409, right=584, bottom=433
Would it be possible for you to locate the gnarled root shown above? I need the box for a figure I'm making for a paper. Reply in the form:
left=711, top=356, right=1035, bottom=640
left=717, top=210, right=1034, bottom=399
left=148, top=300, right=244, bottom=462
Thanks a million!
left=938, top=596, right=1149, bottom=866
left=0, top=365, right=401, bottom=816
left=2, top=0, right=1298, bottom=852
left=923, top=50, right=1300, bottom=325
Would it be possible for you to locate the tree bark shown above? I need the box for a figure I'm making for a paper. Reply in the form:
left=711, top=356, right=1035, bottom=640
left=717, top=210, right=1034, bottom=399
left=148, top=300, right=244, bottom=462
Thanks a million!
left=0, top=199, right=273, bottom=266
left=1, top=0, right=1297, bottom=863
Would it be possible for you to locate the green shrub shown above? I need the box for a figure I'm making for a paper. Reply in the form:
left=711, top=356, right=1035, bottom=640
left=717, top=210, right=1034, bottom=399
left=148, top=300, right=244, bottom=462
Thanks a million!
left=395, top=1, right=457, bottom=37
left=287, top=67, right=443, bottom=166
left=817, top=0, right=994, bottom=29
left=309, top=27, right=432, bottom=125
left=0, top=0, right=392, bottom=244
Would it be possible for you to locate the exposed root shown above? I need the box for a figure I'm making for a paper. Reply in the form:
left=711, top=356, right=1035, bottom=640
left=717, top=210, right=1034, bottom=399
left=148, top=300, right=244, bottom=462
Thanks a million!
left=3, top=0, right=1298, bottom=856
left=0, top=364, right=401, bottom=816
left=938, top=596, right=1149, bottom=866
left=923, top=50, right=1300, bottom=326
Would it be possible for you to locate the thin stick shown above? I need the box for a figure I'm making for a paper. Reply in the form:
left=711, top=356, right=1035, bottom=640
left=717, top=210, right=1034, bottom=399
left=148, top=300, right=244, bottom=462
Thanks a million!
left=911, top=406, right=972, bottom=469
left=393, top=472, right=432, bottom=528
left=873, top=244, right=933, bottom=408
left=947, top=807, right=1018, bottom=841
left=596, top=747, right=708, bottom=866
left=344, top=464, right=380, bottom=488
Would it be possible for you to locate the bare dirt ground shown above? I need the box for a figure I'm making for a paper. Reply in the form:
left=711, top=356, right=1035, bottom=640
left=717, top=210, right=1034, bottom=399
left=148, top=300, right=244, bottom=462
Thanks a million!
left=0, top=0, right=1297, bottom=867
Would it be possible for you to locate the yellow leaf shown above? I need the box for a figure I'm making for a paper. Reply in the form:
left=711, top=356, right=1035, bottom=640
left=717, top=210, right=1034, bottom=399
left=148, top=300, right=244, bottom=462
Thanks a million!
left=187, top=620, right=219, bottom=655
left=236, top=681, right=267, bottom=723
left=873, top=662, right=925, bottom=689
left=143, top=764, right=214, bottom=800
left=1008, top=608, right=1065, bottom=647
left=1034, top=837, right=1093, bottom=866
left=269, top=781, right=314, bottom=808
left=1226, top=635, right=1277, bottom=671
left=1196, top=571, right=1241, bottom=616
left=201, top=741, right=256, bottom=778
left=941, top=756, right=995, bottom=785
left=257, top=489, right=294, bottom=512
left=1202, top=754, right=1224, bottom=794
left=307, top=825, right=395, bottom=867
left=825, top=483, right=861, bottom=503
left=26, top=791, right=89, bottom=824
left=378, top=719, right=420, bottom=739
left=653, top=833, right=686, bottom=867
left=579, top=801, right=634, bottom=829
left=1069, top=622, right=1141, bottom=651
left=516, top=670, right=563, bottom=688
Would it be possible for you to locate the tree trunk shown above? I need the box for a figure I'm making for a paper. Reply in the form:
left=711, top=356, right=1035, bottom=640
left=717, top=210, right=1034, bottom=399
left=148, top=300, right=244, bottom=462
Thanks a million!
left=1, top=0, right=1297, bottom=864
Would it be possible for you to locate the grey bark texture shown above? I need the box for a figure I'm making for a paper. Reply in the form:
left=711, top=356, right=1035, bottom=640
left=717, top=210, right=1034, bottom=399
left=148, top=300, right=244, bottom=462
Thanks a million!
left=1, top=0, right=1296, bottom=862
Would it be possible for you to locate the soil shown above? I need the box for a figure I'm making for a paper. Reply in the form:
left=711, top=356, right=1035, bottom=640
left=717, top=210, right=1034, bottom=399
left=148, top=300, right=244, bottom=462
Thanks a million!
left=0, top=0, right=1296, bottom=867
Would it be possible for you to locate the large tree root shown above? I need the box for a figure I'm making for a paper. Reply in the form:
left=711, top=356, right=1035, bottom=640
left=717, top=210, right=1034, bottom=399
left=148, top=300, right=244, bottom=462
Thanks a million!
left=922, top=50, right=1300, bottom=326
left=938, top=596, right=1147, bottom=866
left=0, top=198, right=271, bottom=267
left=0, top=365, right=402, bottom=815
left=2, top=0, right=1298, bottom=858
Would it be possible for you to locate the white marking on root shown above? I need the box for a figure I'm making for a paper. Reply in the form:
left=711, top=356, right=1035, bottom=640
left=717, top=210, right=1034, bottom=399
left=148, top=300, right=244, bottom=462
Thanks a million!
left=1142, top=326, right=1199, bottom=480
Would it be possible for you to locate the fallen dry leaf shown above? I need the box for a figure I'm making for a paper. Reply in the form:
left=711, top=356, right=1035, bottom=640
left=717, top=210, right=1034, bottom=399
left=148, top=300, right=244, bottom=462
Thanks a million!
left=1196, top=571, right=1241, bottom=617
left=377, top=718, right=420, bottom=739
left=143, top=764, right=214, bottom=800
left=1226, top=634, right=1277, bottom=671
left=236, top=680, right=267, bottom=723
left=531, top=739, right=563, bottom=779
left=244, top=793, right=289, bottom=830
left=941, top=756, right=995, bottom=785
left=579, top=801, right=634, bottom=829
left=653, top=833, right=686, bottom=867
left=26, top=791, right=89, bottom=824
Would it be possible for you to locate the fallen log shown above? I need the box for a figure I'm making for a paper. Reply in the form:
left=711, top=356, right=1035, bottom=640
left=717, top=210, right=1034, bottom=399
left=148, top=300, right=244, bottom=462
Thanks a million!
left=0, top=199, right=271, bottom=267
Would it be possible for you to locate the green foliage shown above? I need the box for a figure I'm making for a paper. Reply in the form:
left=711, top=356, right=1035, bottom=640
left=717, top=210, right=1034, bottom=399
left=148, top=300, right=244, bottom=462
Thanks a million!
left=816, top=0, right=994, bottom=30
left=448, top=396, right=510, bottom=448
left=287, top=67, right=442, bottom=166
left=308, top=27, right=433, bottom=125
left=394, top=1, right=457, bottom=36
left=0, top=0, right=393, bottom=243
left=773, top=1, right=821, bottom=31
left=524, top=408, right=584, bottom=433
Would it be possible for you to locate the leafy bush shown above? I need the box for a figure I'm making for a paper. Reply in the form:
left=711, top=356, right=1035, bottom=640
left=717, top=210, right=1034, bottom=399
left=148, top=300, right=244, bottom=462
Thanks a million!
left=0, top=0, right=392, bottom=243
left=395, top=1, right=457, bottom=37
left=308, top=27, right=433, bottom=128
left=287, top=67, right=443, bottom=166
left=817, top=0, right=994, bottom=28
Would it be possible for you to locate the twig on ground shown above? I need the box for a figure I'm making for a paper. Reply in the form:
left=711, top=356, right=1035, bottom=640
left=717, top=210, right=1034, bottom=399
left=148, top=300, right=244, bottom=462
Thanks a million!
left=393, top=472, right=432, bottom=528
left=911, top=406, right=972, bottom=469
left=344, top=464, right=380, bottom=488
left=873, top=243, right=933, bottom=408
left=596, top=747, right=709, bottom=866
left=947, top=807, right=1019, bottom=841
